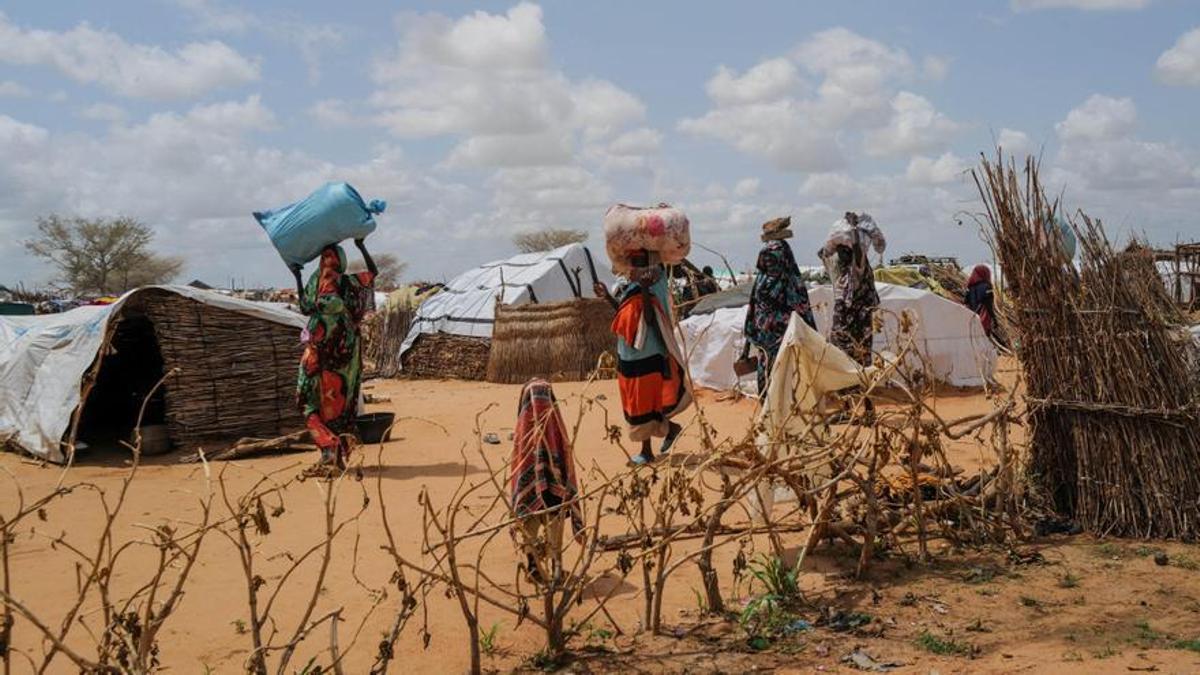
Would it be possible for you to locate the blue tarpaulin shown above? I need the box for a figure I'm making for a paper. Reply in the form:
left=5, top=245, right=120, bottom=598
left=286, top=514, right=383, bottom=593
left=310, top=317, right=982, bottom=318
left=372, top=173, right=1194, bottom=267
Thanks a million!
left=254, top=182, right=385, bottom=267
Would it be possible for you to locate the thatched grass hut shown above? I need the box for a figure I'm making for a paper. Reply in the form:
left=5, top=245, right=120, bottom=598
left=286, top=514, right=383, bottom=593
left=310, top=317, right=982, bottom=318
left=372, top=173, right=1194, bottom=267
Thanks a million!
left=486, top=298, right=615, bottom=384
left=68, top=288, right=304, bottom=455
left=137, top=290, right=302, bottom=446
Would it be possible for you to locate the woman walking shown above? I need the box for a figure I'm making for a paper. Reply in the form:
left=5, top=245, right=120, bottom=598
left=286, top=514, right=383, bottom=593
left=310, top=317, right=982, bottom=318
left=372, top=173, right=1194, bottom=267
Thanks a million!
left=742, top=216, right=817, bottom=394
left=293, top=239, right=377, bottom=473
left=820, top=212, right=886, bottom=367
left=964, top=264, right=1006, bottom=347
left=595, top=250, right=692, bottom=465
left=510, top=378, right=583, bottom=582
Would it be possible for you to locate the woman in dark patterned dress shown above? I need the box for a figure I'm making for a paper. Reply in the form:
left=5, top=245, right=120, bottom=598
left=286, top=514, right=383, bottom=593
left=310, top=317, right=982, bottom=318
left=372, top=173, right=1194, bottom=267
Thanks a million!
left=820, top=212, right=886, bottom=367
left=742, top=216, right=816, bottom=394
left=291, top=239, right=377, bottom=472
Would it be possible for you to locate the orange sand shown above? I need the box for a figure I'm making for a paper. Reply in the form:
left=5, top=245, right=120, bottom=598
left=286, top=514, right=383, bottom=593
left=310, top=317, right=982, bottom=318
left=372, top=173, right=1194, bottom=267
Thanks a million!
left=2, top=365, right=1199, bottom=673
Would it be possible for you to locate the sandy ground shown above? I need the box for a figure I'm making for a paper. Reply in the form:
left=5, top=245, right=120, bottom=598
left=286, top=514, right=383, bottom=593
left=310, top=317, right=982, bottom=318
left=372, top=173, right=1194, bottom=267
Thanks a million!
left=3, top=362, right=1200, bottom=673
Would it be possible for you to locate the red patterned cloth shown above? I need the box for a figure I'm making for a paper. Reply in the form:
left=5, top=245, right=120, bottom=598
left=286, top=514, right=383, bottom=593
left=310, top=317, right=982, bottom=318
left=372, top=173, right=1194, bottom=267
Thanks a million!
left=509, top=379, right=582, bottom=534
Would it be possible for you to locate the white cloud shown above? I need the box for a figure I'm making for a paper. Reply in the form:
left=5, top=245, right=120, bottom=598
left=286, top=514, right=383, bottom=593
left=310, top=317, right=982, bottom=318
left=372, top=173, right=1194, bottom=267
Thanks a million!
left=403, top=2, right=548, bottom=71
left=906, top=152, right=968, bottom=184
left=369, top=3, right=649, bottom=169
left=706, top=58, right=802, bottom=106
left=0, top=80, right=30, bottom=97
left=864, top=91, right=963, bottom=157
left=996, top=128, right=1035, bottom=157
left=800, top=172, right=860, bottom=200
left=308, top=99, right=365, bottom=127
left=1155, top=28, right=1200, bottom=87
left=0, top=103, right=477, bottom=287
left=1052, top=94, right=1196, bottom=191
left=681, top=27, right=958, bottom=171
left=0, top=114, right=49, bottom=148
left=605, top=128, right=662, bottom=157
left=678, top=100, right=846, bottom=172
left=734, top=178, right=760, bottom=198
left=174, top=0, right=254, bottom=32
left=173, top=0, right=346, bottom=84
left=444, top=131, right=574, bottom=168
left=78, top=103, right=127, bottom=124
left=793, top=27, right=915, bottom=127
left=0, top=11, right=259, bottom=100
left=1055, top=94, right=1136, bottom=141
left=922, top=56, right=950, bottom=81
left=1011, top=0, right=1150, bottom=10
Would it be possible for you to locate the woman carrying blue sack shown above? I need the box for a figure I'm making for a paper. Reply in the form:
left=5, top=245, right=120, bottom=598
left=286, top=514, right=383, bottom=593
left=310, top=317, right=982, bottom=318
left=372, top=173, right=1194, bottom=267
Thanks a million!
left=254, top=182, right=385, bottom=475
left=290, top=240, right=377, bottom=476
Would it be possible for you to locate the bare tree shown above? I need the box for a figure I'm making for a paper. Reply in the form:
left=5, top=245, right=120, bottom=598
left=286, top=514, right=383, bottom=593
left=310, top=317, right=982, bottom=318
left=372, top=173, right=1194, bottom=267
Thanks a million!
left=372, top=253, right=406, bottom=291
left=512, top=229, right=587, bottom=254
left=24, top=215, right=183, bottom=295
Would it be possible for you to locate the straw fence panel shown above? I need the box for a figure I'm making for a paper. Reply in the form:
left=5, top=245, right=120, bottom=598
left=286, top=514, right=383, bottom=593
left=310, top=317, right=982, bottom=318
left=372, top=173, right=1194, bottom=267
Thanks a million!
left=486, top=298, right=615, bottom=384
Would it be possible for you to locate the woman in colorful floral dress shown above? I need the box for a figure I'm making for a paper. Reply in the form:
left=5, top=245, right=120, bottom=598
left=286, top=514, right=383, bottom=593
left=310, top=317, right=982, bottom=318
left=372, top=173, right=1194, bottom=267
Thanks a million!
left=742, top=216, right=817, bottom=394
left=291, top=239, right=377, bottom=471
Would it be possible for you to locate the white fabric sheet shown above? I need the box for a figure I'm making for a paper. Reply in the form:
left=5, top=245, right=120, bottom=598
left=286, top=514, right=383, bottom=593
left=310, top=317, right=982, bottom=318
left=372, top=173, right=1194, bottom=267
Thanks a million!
left=679, top=282, right=997, bottom=391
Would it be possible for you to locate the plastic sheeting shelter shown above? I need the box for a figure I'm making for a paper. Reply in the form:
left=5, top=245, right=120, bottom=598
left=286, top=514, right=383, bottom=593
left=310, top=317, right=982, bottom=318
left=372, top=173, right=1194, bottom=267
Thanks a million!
left=0, top=286, right=303, bottom=463
left=679, top=282, right=997, bottom=392
left=399, top=243, right=614, bottom=360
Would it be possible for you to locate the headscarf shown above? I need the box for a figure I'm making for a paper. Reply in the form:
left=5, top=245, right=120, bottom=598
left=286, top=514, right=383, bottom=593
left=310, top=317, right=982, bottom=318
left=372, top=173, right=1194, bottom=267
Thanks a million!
left=821, top=214, right=886, bottom=299
left=967, top=264, right=992, bottom=288
left=301, top=244, right=375, bottom=322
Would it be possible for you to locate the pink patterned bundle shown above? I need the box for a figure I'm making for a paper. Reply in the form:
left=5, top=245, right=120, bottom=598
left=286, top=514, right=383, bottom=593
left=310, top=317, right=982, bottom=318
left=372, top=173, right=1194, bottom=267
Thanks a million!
left=603, top=203, right=691, bottom=274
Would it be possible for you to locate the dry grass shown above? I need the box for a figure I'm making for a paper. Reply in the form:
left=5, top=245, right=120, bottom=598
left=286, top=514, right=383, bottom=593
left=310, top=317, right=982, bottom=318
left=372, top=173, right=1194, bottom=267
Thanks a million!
left=485, top=298, right=615, bottom=384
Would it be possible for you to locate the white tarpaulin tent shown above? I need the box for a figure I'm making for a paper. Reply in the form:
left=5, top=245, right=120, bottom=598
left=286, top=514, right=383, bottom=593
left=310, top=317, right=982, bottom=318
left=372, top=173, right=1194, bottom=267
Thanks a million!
left=399, top=243, right=614, bottom=358
left=678, top=307, right=757, bottom=395
left=679, top=282, right=997, bottom=391
left=0, top=286, right=302, bottom=463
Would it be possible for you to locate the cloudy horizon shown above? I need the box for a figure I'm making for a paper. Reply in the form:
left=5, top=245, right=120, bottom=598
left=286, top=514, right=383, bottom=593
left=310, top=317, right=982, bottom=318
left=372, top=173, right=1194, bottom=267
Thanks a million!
left=1, top=0, right=1198, bottom=289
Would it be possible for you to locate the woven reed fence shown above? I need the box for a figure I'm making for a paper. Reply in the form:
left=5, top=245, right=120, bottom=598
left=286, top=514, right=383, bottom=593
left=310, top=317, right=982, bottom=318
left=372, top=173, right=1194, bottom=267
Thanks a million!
left=973, top=154, right=1200, bottom=538
left=139, top=292, right=303, bottom=446
left=486, top=298, right=615, bottom=384
left=400, top=333, right=491, bottom=381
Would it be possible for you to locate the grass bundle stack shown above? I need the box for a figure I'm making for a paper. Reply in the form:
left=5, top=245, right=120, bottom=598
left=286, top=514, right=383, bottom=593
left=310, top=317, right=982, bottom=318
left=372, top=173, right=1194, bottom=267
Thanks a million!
left=973, top=153, right=1200, bottom=538
left=486, top=298, right=615, bottom=384
left=140, top=291, right=303, bottom=446
left=401, top=333, right=491, bottom=380
left=363, top=304, right=414, bottom=378
left=927, top=263, right=967, bottom=301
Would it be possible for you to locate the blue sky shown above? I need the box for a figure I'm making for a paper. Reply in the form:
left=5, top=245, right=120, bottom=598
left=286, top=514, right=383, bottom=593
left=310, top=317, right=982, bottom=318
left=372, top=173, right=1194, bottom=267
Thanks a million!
left=1, top=0, right=1198, bottom=288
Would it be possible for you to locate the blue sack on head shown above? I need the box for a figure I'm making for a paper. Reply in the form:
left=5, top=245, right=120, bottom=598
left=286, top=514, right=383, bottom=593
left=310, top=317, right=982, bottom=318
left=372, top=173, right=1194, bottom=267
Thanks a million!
left=254, top=182, right=386, bottom=267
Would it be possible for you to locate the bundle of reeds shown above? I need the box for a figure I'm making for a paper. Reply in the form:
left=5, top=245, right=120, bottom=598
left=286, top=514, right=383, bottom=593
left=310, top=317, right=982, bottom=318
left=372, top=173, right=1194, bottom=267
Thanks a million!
left=485, top=298, right=615, bottom=384
left=973, top=153, right=1200, bottom=538
left=927, top=263, right=967, bottom=301
left=400, top=333, right=491, bottom=380
left=140, top=292, right=304, bottom=446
